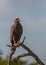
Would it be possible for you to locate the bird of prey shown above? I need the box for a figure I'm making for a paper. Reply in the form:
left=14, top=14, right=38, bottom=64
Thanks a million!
left=10, top=18, right=23, bottom=47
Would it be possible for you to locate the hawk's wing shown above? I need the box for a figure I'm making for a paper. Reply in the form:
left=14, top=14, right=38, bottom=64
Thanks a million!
left=13, top=23, right=23, bottom=42
left=10, top=25, right=15, bottom=41
left=10, top=23, right=23, bottom=42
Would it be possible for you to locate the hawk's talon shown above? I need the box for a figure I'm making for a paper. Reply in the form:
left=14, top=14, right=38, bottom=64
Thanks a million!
left=13, top=42, right=20, bottom=47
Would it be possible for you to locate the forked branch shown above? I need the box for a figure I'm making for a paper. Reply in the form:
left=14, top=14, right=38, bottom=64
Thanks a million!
left=7, top=37, right=45, bottom=65
left=12, top=42, right=45, bottom=65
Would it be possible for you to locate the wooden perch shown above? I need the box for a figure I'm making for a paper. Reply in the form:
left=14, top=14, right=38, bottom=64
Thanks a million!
left=12, top=42, right=45, bottom=65
left=20, top=43, right=45, bottom=65
left=7, top=37, right=45, bottom=65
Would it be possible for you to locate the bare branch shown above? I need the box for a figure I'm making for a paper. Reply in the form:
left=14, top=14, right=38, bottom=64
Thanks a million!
left=12, top=43, right=45, bottom=65
left=12, top=53, right=30, bottom=61
left=7, top=37, right=45, bottom=65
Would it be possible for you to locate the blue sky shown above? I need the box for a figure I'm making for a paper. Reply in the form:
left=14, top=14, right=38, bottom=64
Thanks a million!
left=0, top=0, right=46, bottom=64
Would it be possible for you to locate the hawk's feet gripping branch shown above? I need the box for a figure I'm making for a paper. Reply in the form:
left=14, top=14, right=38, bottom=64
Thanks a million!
left=13, top=42, right=20, bottom=47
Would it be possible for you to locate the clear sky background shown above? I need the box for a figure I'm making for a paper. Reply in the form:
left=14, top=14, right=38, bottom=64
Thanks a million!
left=0, top=0, right=46, bottom=64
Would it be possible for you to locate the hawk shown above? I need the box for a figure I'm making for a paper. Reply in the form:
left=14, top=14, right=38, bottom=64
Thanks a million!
left=10, top=18, right=23, bottom=47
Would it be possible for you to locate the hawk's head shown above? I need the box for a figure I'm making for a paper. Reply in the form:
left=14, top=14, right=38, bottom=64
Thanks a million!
left=14, top=18, right=21, bottom=26
left=14, top=18, right=21, bottom=23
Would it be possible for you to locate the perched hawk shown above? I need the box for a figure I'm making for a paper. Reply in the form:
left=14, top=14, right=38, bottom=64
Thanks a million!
left=10, top=18, right=23, bottom=47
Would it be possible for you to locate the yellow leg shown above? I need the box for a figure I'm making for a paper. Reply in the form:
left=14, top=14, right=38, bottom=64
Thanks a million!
left=13, top=41, right=20, bottom=47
